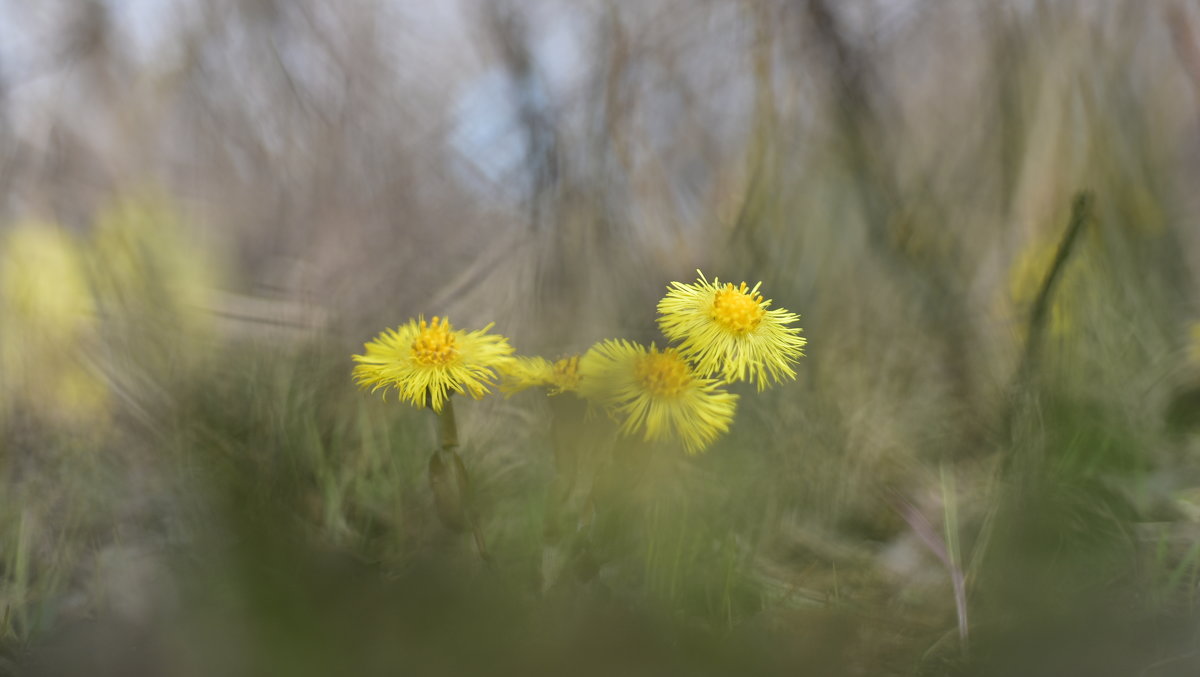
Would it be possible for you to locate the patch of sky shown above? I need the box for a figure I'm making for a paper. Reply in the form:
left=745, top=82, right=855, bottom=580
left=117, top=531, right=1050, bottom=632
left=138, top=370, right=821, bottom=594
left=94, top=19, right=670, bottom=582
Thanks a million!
left=447, top=4, right=591, bottom=206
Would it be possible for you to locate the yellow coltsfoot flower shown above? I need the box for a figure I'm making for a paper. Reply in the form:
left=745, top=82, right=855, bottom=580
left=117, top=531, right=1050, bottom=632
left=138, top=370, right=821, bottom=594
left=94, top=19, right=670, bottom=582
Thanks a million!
left=353, top=316, right=514, bottom=411
left=500, top=356, right=554, bottom=395
left=546, top=355, right=583, bottom=395
left=0, top=221, right=109, bottom=427
left=0, top=222, right=95, bottom=337
left=657, top=271, right=805, bottom=389
left=1190, top=324, right=1200, bottom=366
left=579, top=340, right=738, bottom=454
left=500, top=354, right=583, bottom=396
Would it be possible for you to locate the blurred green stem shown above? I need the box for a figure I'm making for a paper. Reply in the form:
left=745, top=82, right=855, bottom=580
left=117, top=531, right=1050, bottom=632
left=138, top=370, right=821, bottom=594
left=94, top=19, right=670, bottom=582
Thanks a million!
left=544, top=397, right=581, bottom=545
left=997, top=191, right=1093, bottom=463
left=428, top=396, right=491, bottom=564
left=541, top=396, right=591, bottom=590
left=438, top=395, right=459, bottom=451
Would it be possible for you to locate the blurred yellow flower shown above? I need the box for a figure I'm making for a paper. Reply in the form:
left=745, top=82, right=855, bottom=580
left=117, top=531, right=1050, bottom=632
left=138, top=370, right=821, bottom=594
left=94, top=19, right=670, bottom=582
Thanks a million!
left=500, top=356, right=554, bottom=394
left=1188, top=324, right=1200, bottom=366
left=548, top=355, right=583, bottom=394
left=353, top=316, right=515, bottom=412
left=0, top=223, right=94, bottom=337
left=90, top=190, right=218, bottom=333
left=53, top=367, right=110, bottom=425
left=1008, top=237, right=1074, bottom=338
left=657, top=271, right=805, bottom=389
left=500, top=355, right=582, bottom=396
left=0, top=221, right=109, bottom=427
left=579, top=340, right=738, bottom=454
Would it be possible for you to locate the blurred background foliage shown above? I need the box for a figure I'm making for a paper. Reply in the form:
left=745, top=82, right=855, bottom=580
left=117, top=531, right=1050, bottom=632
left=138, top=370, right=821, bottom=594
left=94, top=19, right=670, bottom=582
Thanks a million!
left=2, top=0, right=1200, bottom=674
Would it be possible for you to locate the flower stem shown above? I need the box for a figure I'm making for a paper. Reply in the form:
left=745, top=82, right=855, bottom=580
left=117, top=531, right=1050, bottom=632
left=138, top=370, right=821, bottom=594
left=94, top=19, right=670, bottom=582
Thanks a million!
left=427, top=397, right=491, bottom=564
left=437, top=395, right=459, bottom=451
left=1018, top=190, right=1092, bottom=381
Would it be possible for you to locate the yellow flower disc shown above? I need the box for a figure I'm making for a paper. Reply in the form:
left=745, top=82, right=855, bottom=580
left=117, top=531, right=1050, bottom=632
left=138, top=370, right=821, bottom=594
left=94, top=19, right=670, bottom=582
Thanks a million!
left=710, top=282, right=765, bottom=334
left=411, top=317, right=458, bottom=366
left=550, top=355, right=582, bottom=393
left=634, top=349, right=691, bottom=398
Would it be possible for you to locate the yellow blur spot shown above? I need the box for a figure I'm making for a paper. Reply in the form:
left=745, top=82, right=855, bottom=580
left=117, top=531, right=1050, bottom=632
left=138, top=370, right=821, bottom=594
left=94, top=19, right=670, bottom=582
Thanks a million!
left=0, top=221, right=108, bottom=429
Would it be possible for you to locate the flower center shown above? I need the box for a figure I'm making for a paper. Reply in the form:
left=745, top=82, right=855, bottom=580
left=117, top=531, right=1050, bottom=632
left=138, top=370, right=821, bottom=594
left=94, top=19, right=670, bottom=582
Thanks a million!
left=710, top=282, right=765, bottom=334
left=552, top=355, right=581, bottom=390
left=635, top=348, right=692, bottom=398
left=411, top=317, right=458, bottom=366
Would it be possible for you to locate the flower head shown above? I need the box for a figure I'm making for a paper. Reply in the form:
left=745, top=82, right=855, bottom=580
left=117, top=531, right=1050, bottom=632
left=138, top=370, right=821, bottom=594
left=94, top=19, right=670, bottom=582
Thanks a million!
left=1, top=222, right=94, bottom=337
left=657, top=271, right=805, bottom=389
left=548, top=355, right=583, bottom=394
left=579, top=340, right=738, bottom=454
left=500, top=356, right=554, bottom=394
left=0, top=221, right=109, bottom=427
left=500, top=354, right=583, bottom=396
left=91, top=190, right=217, bottom=335
left=352, top=316, right=514, bottom=411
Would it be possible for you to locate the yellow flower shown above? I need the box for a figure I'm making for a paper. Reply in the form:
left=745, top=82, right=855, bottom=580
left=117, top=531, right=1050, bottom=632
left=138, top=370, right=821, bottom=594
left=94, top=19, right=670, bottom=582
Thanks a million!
left=352, top=316, right=515, bottom=411
left=1008, top=236, right=1080, bottom=338
left=91, top=190, right=218, bottom=331
left=0, top=221, right=110, bottom=428
left=500, top=356, right=554, bottom=394
left=579, top=340, right=738, bottom=454
left=657, top=271, right=805, bottom=389
left=0, top=223, right=95, bottom=338
left=1189, top=324, right=1200, bottom=366
left=500, top=355, right=583, bottom=396
left=547, top=355, right=583, bottom=394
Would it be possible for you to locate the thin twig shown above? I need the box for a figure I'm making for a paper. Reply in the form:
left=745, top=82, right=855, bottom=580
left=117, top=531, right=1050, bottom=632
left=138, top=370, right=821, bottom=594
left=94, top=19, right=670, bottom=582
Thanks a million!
left=889, top=489, right=968, bottom=652
left=1015, top=191, right=1093, bottom=385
